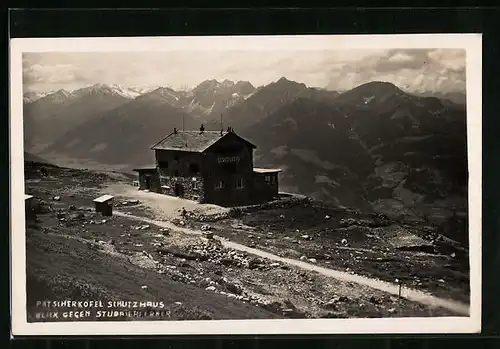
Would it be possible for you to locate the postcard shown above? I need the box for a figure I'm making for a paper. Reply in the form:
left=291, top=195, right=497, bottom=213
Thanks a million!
left=10, top=33, right=482, bottom=335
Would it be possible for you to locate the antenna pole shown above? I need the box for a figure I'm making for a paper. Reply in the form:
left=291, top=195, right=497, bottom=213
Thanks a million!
left=220, top=113, right=223, bottom=132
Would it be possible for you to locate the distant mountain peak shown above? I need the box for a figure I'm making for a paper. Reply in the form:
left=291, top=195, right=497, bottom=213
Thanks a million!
left=236, top=80, right=254, bottom=87
left=334, top=81, right=409, bottom=106
left=38, top=89, right=72, bottom=104
left=194, top=79, right=220, bottom=91
left=151, top=86, right=177, bottom=94
left=70, top=83, right=139, bottom=99
left=273, top=76, right=306, bottom=87
left=356, top=81, right=405, bottom=93
left=54, top=89, right=71, bottom=97
left=142, top=87, right=181, bottom=102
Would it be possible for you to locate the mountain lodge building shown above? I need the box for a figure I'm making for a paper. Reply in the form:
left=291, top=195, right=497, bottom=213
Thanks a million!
left=133, top=126, right=281, bottom=207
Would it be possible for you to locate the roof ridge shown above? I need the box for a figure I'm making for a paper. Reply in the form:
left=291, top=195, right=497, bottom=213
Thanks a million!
left=179, top=130, right=222, bottom=133
left=149, top=131, right=175, bottom=149
left=151, top=129, right=256, bottom=152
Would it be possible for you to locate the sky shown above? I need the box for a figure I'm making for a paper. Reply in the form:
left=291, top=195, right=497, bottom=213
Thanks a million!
left=22, top=48, right=466, bottom=94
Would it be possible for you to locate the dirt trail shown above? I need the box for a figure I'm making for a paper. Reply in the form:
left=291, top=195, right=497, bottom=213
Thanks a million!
left=102, top=183, right=229, bottom=219
left=112, top=210, right=470, bottom=316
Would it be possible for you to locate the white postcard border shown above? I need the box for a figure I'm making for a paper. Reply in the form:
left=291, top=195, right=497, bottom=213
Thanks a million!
left=10, top=34, right=482, bottom=336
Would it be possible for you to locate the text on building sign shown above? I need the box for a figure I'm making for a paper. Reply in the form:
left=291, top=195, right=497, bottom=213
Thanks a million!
left=217, top=156, right=240, bottom=164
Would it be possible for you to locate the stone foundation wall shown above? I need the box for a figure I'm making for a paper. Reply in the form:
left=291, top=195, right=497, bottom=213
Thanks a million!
left=160, top=175, right=205, bottom=202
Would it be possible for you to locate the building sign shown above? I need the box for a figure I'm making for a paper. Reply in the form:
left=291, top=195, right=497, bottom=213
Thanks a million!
left=217, top=156, right=240, bottom=164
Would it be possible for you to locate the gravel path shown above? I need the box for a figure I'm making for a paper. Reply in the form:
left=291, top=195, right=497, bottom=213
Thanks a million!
left=113, top=210, right=470, bottom=316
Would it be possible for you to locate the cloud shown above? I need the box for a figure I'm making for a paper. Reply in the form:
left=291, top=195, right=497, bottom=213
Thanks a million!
left=427, top=49, right=465, bottom=73
left=325, top=48, right=465, bottom=93
left=388, top=52, right=414, bottom=63
left=25, top=63, right=78, bottom=83
left=371, top=49, right=431, bottom=73
left=22, top=48, right=466, bottom=94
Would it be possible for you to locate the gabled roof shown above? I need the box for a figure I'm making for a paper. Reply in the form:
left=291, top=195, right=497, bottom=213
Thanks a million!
left=150, top=130, right=256, bottom=153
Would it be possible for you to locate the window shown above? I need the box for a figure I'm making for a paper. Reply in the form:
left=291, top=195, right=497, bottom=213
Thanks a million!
left=235, top=178, right=244, bottom=189
left=189, top=163, right=199, bottom=174
left=265, top=175, right=271, bottom=183
left=158, top=160, right=168, bottom=169
left=215, top=180, right=225, bottom=190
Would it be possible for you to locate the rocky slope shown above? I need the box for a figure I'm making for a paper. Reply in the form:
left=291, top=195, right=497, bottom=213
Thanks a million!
left=24, top=162, right=466, bottom=320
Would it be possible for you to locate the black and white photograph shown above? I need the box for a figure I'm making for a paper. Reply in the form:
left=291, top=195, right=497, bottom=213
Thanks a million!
left=10, top=34, right=482, bottom=335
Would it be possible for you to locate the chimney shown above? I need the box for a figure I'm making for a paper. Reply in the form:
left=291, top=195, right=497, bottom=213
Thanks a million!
left=173, top=127, right=178, bottom=134
left=200, top=124, right=205, bottom=134
left=227, top=126, right=231, bottom=133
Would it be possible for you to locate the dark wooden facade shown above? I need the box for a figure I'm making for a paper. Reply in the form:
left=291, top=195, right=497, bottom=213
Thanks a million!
left=135, top=127, right=281, bottom=207
left=253, top=169, right=280, bottom=202
left=134, top=167, right=161, bottom=192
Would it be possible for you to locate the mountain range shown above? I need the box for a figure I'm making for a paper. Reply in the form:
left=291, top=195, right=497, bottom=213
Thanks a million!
left=141, top=79, right=256, bottom=120
left=23, top=78, right=468, bottom=223
left=241, top=82, right=467, bottom=219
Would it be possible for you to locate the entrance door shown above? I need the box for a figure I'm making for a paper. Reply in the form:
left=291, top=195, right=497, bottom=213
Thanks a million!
left=144, top=176, right=152, bottom=190
left=174, top=183, right=184, bottom=197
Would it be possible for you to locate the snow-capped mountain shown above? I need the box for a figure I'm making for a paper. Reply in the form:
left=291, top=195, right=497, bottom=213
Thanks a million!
left=23, top=89, right=73, bottom=104
left=186, top=79, right=256, bottom=118
left=23, top=91, right=54, bottom=103
left=127, top=85, right=160, bottom=97
left=68, top=83, right=149, bottom=100
left=202, top=77, right=340, bottom=131
left=23, top=84, right=159, bottom=105
left=23, top=84, right=133, bottom=153
left=135, top=79, right=257, bottom=120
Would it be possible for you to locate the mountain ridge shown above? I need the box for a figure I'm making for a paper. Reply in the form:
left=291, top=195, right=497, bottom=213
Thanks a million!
left=24, top=79, right=467, bottom=224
